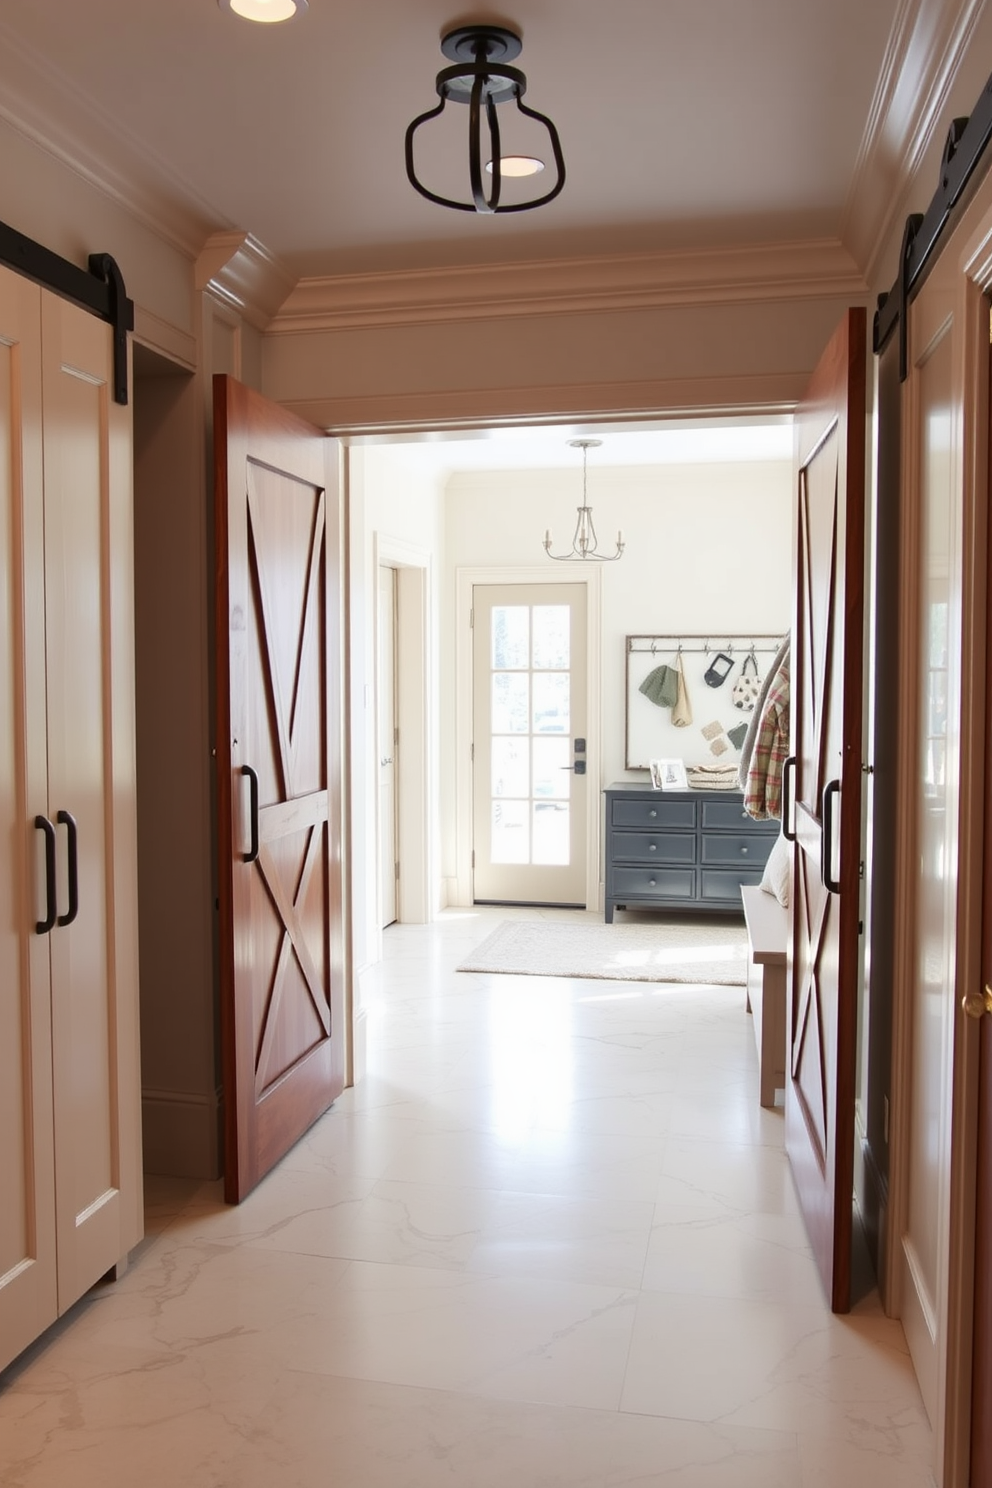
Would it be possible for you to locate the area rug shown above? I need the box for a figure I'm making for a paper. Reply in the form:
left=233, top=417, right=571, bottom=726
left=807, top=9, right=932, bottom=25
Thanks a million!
left=457, top=918, right=747, bottom=986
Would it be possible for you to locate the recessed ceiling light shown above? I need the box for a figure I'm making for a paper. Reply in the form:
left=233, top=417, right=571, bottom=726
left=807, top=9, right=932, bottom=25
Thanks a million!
left=485, top=156, right=546, bottom=178
left=218, top=0, right=307, bottom=23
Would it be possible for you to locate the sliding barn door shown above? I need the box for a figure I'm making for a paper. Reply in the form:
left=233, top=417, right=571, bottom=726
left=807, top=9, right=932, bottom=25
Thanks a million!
left=786, top=308, right=867, bottom=1311
left=214, top=375, right=345, bottom=1203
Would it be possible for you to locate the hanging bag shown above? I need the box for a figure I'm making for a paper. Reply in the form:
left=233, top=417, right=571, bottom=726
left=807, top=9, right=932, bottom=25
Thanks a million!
left=703, top=651, right=734, bottom=688
left=731, top=653, right=762, bottom=712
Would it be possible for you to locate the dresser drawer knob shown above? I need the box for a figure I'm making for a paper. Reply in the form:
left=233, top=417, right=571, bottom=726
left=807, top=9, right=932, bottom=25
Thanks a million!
left=648, top=878, right=656, bottom=887
left=741, top=846, right=749, bottom=855
left=649, top=809, right=657, bottom=818
left=741, top=811, right=748, bottom=819
left=649, top=843, right=657, bottom=852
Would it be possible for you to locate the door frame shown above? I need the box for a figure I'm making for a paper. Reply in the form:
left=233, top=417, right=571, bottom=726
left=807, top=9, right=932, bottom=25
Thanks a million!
left=454, top=563, right=602, bottom=909
left=373, top=534, right=432, bottom=944
left=884, top=169, right=992, bottom=1486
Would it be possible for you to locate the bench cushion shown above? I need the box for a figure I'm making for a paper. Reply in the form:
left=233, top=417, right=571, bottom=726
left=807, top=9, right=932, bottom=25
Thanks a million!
left=741, top=884, right=787, bottom=966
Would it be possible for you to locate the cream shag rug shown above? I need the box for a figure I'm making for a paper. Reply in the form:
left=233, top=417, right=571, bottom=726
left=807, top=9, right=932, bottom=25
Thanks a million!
left=458, top=918, right=748, bottom=986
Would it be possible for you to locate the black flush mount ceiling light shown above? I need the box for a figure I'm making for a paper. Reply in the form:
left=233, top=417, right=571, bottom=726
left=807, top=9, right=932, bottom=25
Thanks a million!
left=405, top=25, right=565, bottom=214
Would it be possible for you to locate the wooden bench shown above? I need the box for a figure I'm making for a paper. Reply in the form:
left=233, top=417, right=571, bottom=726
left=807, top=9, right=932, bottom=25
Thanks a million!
left=740, top=885, right=788, bottom=1108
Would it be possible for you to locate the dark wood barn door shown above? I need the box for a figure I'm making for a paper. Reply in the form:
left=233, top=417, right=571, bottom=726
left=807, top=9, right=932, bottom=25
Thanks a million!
left=786, top=308, right=867, bottom=1311
left=214, top=374, right=345, bottom=1203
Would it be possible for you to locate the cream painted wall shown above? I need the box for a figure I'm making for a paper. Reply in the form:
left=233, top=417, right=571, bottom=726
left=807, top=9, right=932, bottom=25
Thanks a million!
left=346, top=447, right=446, bottom=986
left=442, top=459, right=792, bottom=888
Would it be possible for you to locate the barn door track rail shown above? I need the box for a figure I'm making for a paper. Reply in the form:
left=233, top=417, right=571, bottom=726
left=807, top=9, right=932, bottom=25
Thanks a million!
left=875, top=67, right=992, bottom=380
left=0, top=218, right=133, bottom=405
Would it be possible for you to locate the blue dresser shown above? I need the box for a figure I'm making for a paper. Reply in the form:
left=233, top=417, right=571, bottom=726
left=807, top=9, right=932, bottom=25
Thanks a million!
left=604, top=782, right=778, bottom=921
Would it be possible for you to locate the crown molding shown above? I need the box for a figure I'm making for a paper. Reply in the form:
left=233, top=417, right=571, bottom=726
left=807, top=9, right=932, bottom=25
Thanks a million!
left=267, top=240, right=868, bottom=337
left=275, top=372, right=805, bottom=437
left=0, top=18, right=220, bottom=260
left=196, top=232, right=297, bottom=331
left=841, top=0, right=986, bottom=284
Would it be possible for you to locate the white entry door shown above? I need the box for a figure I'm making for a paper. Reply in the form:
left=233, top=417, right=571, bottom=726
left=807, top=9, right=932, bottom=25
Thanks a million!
left=378, top=565, right=398, bottom=927
left=472, top=583, right=588, bottom=905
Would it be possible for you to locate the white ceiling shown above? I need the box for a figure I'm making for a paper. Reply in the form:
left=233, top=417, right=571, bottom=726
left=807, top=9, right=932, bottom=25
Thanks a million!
left=362, top=419, right=794, bottom=478
left=0, top=0, right=906, bottom=277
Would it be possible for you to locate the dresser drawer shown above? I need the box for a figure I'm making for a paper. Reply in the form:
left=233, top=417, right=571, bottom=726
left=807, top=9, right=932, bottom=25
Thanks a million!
left=701, top=799, right=779, bottom=833
left=611, top=831, right=696, bottom=865
left=612, top=798, right=696, bottom=830
left=701, top=832, right=773, bottom=868
left=699, top=867, right=766, bottom=904
left=611, top=866, right=696, bottom=900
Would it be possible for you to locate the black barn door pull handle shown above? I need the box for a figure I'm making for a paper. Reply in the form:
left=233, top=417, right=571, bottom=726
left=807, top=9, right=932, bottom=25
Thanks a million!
left=35, top=815, right=57, bottom=934
left=241, top=765, right=260, bottom=863
left=821, top=779, right=842, bottom=894
left=56, top=810, right=79, bottom=926
left=782, top=756, right=797, bottom=842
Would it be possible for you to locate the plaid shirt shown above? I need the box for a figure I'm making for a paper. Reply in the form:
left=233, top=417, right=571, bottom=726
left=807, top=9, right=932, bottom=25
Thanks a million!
left=744, top=658, right=790, bottom=820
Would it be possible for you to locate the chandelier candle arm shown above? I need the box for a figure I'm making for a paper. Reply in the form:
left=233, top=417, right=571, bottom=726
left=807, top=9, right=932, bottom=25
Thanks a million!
left=544, top=439, right=624, bottom=562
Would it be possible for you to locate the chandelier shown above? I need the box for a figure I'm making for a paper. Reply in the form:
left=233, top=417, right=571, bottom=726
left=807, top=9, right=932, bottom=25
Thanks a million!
left=544, top=441, right=624, bottom=563
left=404, top=25, right=565, bottom=215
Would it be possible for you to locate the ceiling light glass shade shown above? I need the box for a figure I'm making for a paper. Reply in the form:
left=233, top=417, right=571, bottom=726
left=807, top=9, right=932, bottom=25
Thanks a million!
left=218, top=0, right=307, bottom=22
left=544, top=441, right=624, bottom=563
left=405, top=25, right=565, bottom=214
left=486, top=156, right=545, bottom=177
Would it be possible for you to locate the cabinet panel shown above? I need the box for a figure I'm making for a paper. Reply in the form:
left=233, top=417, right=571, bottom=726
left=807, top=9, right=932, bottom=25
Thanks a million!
left=700, top=868, right=766, bottom=902
left=42, top=294, right=141, bottom=1311
left=612, top=798, right=696, bottom=829
left=613, top=831, right=696, bottom=865
left=0, top=271, right=58, bottom=1370
left=611, top=866, right=696, bottom=900
left=701, top=832, right=771, bottom=867
left=701, top=799, right=776, bottom=832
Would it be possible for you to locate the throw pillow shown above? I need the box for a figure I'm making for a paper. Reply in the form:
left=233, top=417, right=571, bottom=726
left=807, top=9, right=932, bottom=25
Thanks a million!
left=760, top=832, right=791, bottom=908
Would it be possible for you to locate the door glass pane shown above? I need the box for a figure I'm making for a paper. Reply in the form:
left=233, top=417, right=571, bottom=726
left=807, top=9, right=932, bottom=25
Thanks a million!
left=492, top=672, right=529, bottom=734
left=492, top=736, right=529, bottom=799
left=533, top=672, right=569, bottom=733
left=533, top=802, right=570, bottom=865
left=532, top=736, right=570, bottom=799
left=532, top=606, right=569, bottom=669
left=492, top=800, right=529, bottom=863
left=492, top=606, right=529, bottom=669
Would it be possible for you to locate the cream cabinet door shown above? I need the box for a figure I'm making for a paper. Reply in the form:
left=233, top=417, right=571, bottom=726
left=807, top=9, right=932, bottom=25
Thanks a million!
left=0, top=268, right=58, bottom=1370
left=41, top=291, right=142, bottom=1310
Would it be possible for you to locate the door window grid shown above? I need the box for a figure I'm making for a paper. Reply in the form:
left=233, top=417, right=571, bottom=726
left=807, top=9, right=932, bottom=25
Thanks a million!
left=490, top=604, right=571, bottom=866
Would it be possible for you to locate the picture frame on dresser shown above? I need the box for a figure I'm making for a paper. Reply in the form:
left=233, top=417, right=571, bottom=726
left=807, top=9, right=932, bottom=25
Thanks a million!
left=650, top=757, right=687, bottom=790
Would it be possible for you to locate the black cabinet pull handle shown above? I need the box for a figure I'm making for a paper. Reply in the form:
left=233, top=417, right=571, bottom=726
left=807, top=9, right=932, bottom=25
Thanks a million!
left=821, top=779, right=842, bottom=894
left=56, top=810, right=79, bottom=927
left=782, top=755, right=797, bottom=842
left=241, top=764, right=259, bottom=863
left=34, top=815, right=57, bottom=935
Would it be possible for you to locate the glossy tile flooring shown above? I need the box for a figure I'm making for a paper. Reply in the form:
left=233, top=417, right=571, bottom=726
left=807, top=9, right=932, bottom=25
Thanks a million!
left=1, top=907, right=934, bottom=1487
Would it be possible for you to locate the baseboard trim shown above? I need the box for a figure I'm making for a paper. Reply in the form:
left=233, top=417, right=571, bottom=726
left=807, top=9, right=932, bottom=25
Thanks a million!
left=141, top=1086, right=223, bottom=1181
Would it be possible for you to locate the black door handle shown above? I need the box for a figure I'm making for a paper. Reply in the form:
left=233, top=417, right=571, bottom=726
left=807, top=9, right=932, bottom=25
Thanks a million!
left=241, top=764, right=260, bottom=863
left=35, top=815, right=57, bottom=935
left=782, top=755, right=797, bottom=842
left=56, top=810, right=79, bottom=927
left=821, top=779, right=842, bottom=894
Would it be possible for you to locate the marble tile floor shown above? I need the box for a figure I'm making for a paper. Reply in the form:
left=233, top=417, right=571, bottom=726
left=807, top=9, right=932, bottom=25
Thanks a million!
left=0, top=906, right=934, bottom=1487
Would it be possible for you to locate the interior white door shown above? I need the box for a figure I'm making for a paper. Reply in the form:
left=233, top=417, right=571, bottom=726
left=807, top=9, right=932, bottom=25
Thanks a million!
left=378, top=564, right=398, bottom=928
left=472, top=582, right=587, bottom=905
